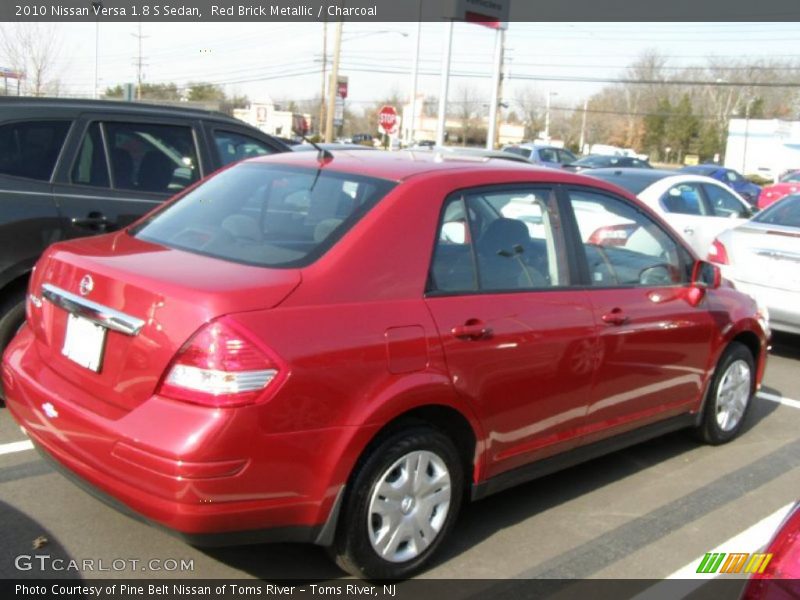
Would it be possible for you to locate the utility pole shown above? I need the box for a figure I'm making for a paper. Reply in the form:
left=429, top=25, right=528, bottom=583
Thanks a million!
left=318, top=20, right=327, bottom=138
left=324, top=19, right=343, bottom=143
left=132, top=23, right=148, bottom=100
left=578, top=98, right=588, bottom=154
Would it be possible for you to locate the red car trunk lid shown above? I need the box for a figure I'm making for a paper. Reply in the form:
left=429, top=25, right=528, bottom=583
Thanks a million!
left=27, top=232, right=301, bottom=416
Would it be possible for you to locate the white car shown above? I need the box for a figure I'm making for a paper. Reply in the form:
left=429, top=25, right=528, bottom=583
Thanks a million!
left=587, top=169, right=756, bottom=257
left=709, top=194, right=800, bottom=335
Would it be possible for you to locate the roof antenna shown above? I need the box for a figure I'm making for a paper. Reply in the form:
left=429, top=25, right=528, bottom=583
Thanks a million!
left=302, top=136, right=333, bottom=162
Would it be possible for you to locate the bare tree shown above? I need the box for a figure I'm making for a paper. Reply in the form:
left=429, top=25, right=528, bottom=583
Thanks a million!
left=513, top=86, right=544, bottom=140
left=0, top=23, right=63, bottom=96
left=452, top=85, right=484, bottom=146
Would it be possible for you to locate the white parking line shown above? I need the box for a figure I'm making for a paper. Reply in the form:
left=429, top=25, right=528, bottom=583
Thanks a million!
left=0, top=440, right=34, bottom=455
left=758, top=391, right=800, bottom=410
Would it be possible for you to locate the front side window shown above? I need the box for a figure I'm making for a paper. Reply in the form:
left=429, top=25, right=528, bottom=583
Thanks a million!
left=105, top=122, right=200, bottom=194
left=0, top=120, right=71, bottom=181
left=71, top=122, right=109, bottom=188
left=660, top=183, right=706, bottom=215
left=133, top=163, right=394, bottom=268
left=704, top=184, right=749, bottom=218
left=428, top=187, right=564, bottom=294
left=568, top=189, right=691, bottom=287
left=214, top=130, right=277, bottom=167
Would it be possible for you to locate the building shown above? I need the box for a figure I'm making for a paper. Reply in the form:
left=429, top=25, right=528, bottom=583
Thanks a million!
left=233, top=101, right=310, bottom=139
left=725, top=118, right=800, bottom=181
left=401, top=97, right=524, bottom=146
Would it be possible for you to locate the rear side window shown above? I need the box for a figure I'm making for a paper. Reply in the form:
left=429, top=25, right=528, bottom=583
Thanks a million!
left=104, top=122, right=199, bottom=194
left=0, top=120, right=71, bottom=181
left=428, top=186, right=565, bottom=294
left=214, top=130, right=277, bottom=167
left=133, top=163, right=395, bottom=268
left=660, top=183, right=706, bottom=215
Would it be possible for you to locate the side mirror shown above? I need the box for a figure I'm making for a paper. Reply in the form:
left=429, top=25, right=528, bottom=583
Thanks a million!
left=685, top=260, right=721, bottom=307
left=692, top=260, right=721, bottom=289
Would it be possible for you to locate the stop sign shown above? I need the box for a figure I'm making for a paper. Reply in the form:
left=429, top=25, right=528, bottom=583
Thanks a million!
left=378, top=105, right=398, bottom=134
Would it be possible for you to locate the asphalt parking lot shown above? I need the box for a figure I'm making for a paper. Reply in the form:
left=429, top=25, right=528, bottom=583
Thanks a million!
left=0, top=333, right=797, bottom=592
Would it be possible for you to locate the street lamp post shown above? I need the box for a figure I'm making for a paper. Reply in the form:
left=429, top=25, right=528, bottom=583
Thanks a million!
left=742, top=97, right=756, bottom=174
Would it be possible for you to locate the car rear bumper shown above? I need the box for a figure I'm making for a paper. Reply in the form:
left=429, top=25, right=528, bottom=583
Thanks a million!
left=2, top=326, right=358, bottom=545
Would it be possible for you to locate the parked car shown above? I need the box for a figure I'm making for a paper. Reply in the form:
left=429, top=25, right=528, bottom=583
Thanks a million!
left=757, top=169, right=800, bottom=210
left=292, top=142, right=372, bottom=152
left=681, top=164, right=762, bottom=206
left=565, top=154, right=652, bottom=171
left=426, top=146, right=537, bottom=165
left=4, top=150, right=767, bottom=579
left=351, top=133, right=375, bottom=146
left=709, top=194, right=800, bottom=335
left=741, top=502, right=800, bottom=599
left=587, top=168, right=755, bottom=257
left=501, top=143, right=577, bottom=168
left=0, top=97, right=290, bottom=374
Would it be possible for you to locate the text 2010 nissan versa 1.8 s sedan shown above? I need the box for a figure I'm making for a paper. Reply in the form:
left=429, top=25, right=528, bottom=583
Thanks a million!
left=3, top=149, right=768, bottom=579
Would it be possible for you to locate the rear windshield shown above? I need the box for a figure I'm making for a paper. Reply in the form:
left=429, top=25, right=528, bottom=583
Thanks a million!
left=132, top=162, right=395, bottom=268
left=752, top=195, right=800, bottom=228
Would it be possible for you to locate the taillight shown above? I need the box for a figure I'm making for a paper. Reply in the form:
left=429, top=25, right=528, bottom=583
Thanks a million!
left=708, top=239, right=729, bottom=265
left=588, top=224, right=636, bottom=247
left=157, top=319, right=283, bottom=407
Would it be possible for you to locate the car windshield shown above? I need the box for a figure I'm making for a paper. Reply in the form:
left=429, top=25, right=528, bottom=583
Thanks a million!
left=752, top=195, right=800, bottom=228
left=132, top=162, right=395, bottom=268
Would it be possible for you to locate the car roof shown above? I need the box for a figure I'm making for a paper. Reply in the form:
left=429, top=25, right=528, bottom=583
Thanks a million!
left=248, top=148, right=607, bottom=184
left=681, top=165, right=720, bottom=175
left=0, top=96, right=244, bottom=125
left=583, top=168, right=685, bottom=194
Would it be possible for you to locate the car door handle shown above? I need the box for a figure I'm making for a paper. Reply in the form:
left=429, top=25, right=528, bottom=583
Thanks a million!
left=601, top=308, right=629, bottom=326
left=683, top=226, right=695, bottom=235
left=451, top=320, right=492, bottom=341
left=71, top=214, right=108, bottom=230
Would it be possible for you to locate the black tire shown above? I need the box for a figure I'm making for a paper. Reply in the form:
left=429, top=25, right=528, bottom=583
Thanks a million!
left=0, top=287, right=27, bottom=404
left=694, top=342, right=755, bottom=445
left=329, top=426, right=464, bottom=580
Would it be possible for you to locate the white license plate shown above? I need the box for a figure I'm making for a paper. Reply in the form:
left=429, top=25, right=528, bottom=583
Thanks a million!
left=62, top=313, right=107, bottom=372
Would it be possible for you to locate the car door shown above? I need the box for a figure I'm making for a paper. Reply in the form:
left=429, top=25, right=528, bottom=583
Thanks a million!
left=563, top=186, right=717, bottom=444
left=424, top=185, right=597, bottom=478
left=52, top=114, right=206, bottom=239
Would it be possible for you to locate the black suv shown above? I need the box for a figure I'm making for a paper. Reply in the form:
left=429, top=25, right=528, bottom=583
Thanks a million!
left=0, top=97, right=290, bottom=374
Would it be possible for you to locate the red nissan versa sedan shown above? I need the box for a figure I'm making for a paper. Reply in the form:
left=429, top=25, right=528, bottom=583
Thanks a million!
left=3, top=149, right=768, bottom=579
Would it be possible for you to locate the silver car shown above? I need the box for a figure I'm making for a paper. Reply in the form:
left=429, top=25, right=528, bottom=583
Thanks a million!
left=710, top=194, right=800, bottom=335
